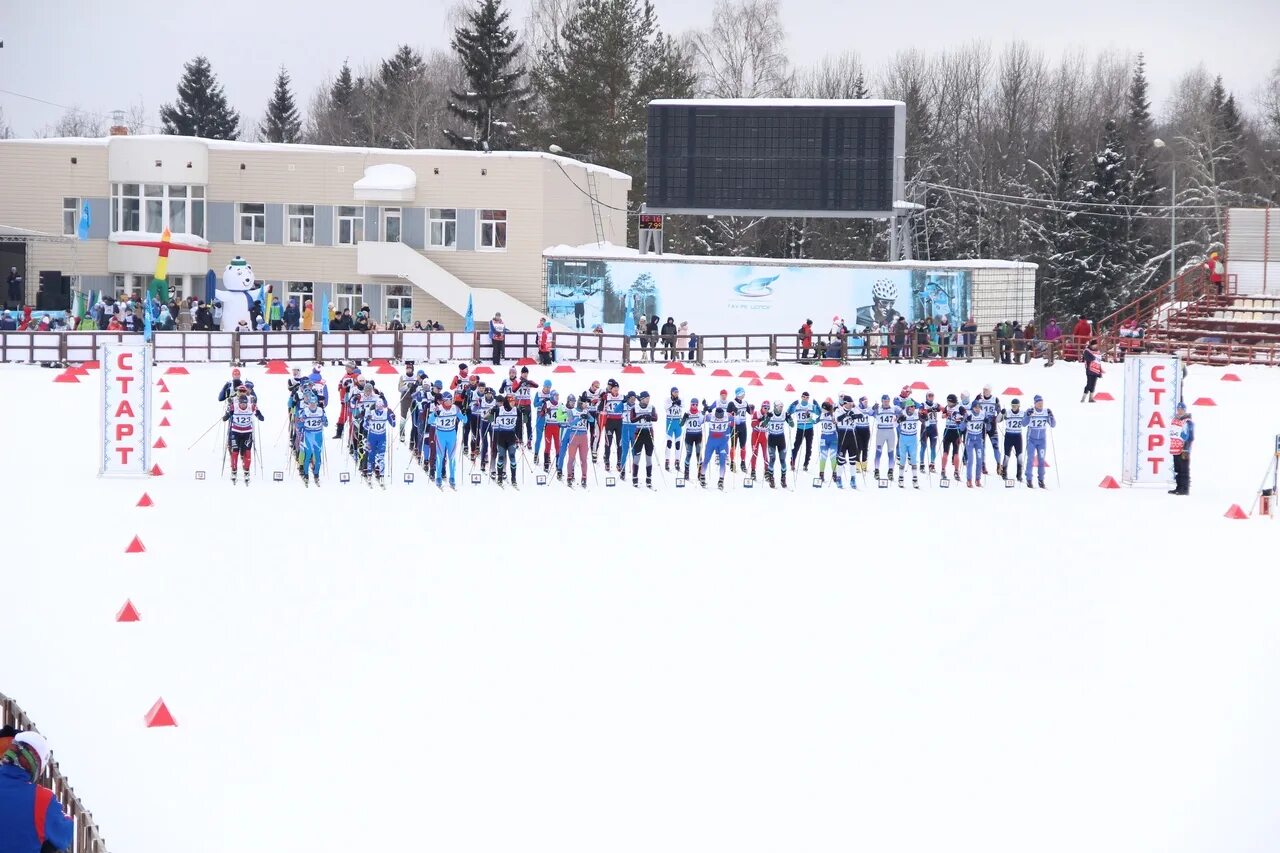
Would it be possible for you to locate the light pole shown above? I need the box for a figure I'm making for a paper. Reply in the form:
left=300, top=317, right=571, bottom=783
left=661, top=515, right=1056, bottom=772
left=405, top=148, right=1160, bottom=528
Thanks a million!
left=1153, top=138, right=1175, bottom=291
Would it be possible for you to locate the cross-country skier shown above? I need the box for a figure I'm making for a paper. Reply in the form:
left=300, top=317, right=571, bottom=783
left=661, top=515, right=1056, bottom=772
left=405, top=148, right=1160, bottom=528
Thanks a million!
left=788, top=391, right=819, bottom=471
left=701, top=402, right=732, bottom=489
left=664, top=387, right=683, bottom=471
left=833, top=395, right=859, bottom=489
left=561, top=395, right=591, bottom=488
left=397, top=365, right=418, bottom=440
left=730, top=388, right=748, bottom=472
left=584, top=380, right=603, bottom=461
left=362, top=398, right=396, bottom=487
left=619, top=390, right=638, bottom=470
left=872, top=394, right=899, bottom=480
left=852, top=395, right=873, bottom=473
left=920, top=391, right=940, bottom=472
left=682, top=397, right=704, bottom=479
left=629, top=390, right=658, bottom=487
left=602, top=379, right=625, bottom=471
left=940, top=393, right=965, bottom=481
left=296, top=394, right=327, bottom=486
left=760, top=400, right=790, bottom=489
left=999, top=398, right=1028, bottom=482
left=431, top=392, right=463, bottom=489
left=896, top=400, right=922, bottom=488
left=1025, top=395, right=1056, bottom=489
left=749, top=403, right=768, bottom=479
left=816, top=399, right=839, bottom=485
left=543, top=390, right=565, bottom=474
left=964, top=402, right=988, bottom=487
left=974, top=384, right=1002, bottom=474
left=515, top=366, right=535, bottom=448
left=223, top=386, right=263, bottom=485
left=533, top=379, right=554, bottom=459
left=488, top=393, right=521, bottom=487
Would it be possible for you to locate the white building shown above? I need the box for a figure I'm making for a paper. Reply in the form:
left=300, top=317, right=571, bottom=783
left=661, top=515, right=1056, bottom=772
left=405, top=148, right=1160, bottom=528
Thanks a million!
left=0, top=134, right=630, bottom=330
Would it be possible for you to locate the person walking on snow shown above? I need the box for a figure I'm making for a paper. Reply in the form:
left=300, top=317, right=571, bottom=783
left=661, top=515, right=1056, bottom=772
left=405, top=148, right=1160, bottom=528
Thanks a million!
left=1025, top=395, right=1056, bottom=488
left=1082, top=339, right=1103, bottom=402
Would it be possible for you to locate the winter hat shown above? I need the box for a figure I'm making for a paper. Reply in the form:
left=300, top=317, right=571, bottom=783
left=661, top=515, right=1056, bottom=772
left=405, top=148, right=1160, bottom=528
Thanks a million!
left=4, top=731, right=49, bottom=780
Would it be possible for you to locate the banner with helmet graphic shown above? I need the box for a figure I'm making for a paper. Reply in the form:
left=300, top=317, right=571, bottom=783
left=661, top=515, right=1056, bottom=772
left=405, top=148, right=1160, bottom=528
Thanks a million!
left=545, top=258, right=970, bottom=336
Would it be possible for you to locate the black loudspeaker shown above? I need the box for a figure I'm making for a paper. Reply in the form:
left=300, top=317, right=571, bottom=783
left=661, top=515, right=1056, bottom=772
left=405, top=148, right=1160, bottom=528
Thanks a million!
left=37, top=270, right=69, bottom=310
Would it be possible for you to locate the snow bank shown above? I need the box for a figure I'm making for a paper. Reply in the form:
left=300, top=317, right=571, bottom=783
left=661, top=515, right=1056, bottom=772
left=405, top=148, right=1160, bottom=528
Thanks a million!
left=353, top=163, right=417, bottom=194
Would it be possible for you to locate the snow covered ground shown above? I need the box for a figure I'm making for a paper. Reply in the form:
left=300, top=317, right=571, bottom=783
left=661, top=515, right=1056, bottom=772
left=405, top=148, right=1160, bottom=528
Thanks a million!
left=3, top=357, right=1279, bottom=853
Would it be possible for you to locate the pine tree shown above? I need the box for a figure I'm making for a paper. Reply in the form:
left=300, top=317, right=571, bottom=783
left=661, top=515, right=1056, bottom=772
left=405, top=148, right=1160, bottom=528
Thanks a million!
left=852, top=71, right=869, bottom=99
left=1065, top=120, right=1132, bottom=322
left=260, top=66, right=302, bottom=143
left=160, top=56, right=240, bottom=140
left=1119, top=54, right=1158, bottom=289
left=444, top=0, right=531, bottom=150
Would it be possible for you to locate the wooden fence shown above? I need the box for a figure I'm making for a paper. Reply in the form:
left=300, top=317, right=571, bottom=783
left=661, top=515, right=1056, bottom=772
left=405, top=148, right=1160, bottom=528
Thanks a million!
left=0, top=329, right=1072, bottom=367
left=0, top=692, right=107, bottom=853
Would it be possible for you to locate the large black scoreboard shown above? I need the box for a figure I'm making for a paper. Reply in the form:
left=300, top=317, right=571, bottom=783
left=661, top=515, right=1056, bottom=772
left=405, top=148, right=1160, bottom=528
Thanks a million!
left=645, top=99, right=906, bottom=218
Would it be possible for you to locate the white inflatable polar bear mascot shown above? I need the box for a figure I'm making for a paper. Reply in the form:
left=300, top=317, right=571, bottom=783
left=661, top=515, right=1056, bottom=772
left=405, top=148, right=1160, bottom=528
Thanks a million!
left=217, top=256, right=263, bottom=332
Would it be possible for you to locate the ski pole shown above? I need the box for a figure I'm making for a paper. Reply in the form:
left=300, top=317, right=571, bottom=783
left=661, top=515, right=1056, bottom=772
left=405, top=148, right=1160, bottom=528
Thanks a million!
left=1049, top=425, right=1061, bottom=488
left=189, top=416, right=227, bottom=450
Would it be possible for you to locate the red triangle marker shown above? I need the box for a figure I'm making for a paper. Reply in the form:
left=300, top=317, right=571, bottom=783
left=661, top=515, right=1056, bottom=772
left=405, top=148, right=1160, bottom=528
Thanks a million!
left=516, top=357, right=536, bottom=366
left=765, top=372, right=784, bottom=381
left=137, top=493, right=154, bottom=507
left=622, top=365, right=644, bottom=374
left=553, top=364, right=575, bottom=373
left=159, top=417, right=171, bottom=427
left=471, top=365, right=493, bottom=374
left=809, top=375, right=828, bottom=383
left=785, top=384, right=796, bottom=392
left=1093, top=392, right=1114, bottom=401
left=911, top=381, right=929, bottom=390
left=1003, top=387, right=1023, bottom=396
left=125, top=535, right=146, bottom=554
left=665, top=361, right=680, bottom=369
left=1224, top=504, right=1249, bottom=519
left=739, top=370, right=759, bottom=379
left=165, top=366, right=189, bottom=375
left=54, top=371, right=79, bottom=383
left=161, top=400, right=173, bottom=410
left=820, top=359, right=841, bottom=368
left=150, top=463, right=164, bottom=476
left=928, top=359, right=948, bottom=367
left=748, top=378, right=764, bottom=386
left=1192, top=397, right=1215, bottom=406
left=116, top=600, right=141, bottom=622
left=144, top=698, right=177, bottom=728
left=153, top=437, right=168, bottom=449
left=844, top=377, right=863, bottom=385
left=1098, top=475, right=1120, bottom=489
left=1221, top=373, right=1242, bottom=382
left=376, top=363, right=398, bottom=374
left=156, top=379, right=169, bottom=392
left=711, top=368, right=732, bottom=377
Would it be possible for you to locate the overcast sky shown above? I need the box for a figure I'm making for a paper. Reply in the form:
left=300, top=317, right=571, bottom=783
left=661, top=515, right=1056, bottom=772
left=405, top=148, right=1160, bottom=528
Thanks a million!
left=2, top=0, right=1277, bottom=137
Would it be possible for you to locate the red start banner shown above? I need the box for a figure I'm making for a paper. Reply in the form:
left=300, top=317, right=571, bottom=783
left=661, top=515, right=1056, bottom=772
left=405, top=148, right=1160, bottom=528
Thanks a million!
left=100, top=343, right=153, bottom=476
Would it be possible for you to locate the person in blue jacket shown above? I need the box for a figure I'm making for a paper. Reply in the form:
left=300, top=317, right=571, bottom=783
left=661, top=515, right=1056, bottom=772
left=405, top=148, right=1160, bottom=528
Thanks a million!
left=0, top=731, right=74, bottom=853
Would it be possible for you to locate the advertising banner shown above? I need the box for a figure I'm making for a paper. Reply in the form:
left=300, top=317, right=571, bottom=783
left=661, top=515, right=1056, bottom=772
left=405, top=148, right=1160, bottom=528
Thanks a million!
left=101, top=343, right=153, bottom=477
left=546, top=258, right=971, bottom=336
left=1121, top=355, right=1182, bottom=485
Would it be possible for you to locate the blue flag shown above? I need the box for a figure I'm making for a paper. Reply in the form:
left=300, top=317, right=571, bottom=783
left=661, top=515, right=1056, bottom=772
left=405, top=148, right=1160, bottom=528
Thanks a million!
left=321, top=297, right=330, bottom=333
left=77, top=202, right=91, bottom=241
left=464, top=293, right=474, bottom=333
left=623, top=300, right=636, bottom=338
left=204, top=269, right=217, bottom=304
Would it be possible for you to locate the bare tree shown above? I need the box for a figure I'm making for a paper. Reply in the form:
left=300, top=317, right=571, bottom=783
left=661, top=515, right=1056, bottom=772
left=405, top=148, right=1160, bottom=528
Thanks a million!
left=125, top=101, right=150, bottom=134
left=0, top=105, right=12, bottom=140
left=689, top=0, right=792, bottom=98
left=796, top=51, right=867, bottom=99
left=37, top=107, right=106, bottom=138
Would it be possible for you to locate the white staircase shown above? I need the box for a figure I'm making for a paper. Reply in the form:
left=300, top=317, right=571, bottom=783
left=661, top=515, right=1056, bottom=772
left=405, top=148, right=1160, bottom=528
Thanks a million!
left=356, top=241, right=569, bottom=332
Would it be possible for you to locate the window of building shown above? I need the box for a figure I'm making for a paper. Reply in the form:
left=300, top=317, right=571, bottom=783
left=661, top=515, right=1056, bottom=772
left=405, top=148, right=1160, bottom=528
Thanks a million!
left=337, top=205, right=364, bottom=245
left=164, top=185, right=206, bottom=237
left=63, top=197, right=80, bottom=237
left=111, top=183, right=141, bottom=232
left=478, top=209, right=507, bottom=250
left=287, top=281, right=313, bottom=307
left=335, top=283, right=363, bottom=314
left=428, top=208, right=456, bottom=249
left=385, top=284, right=412, bottom=325
left=382, top=207, right=402, bottom=243
left=112, top=274, right=127, bottom=297
left=168, top=185, right=187, bottom=233
left=144, top=184, right=165, bottom=233
left=238, top=203, right=266, bottom=243
left=286, top=204, right=315, bottom=245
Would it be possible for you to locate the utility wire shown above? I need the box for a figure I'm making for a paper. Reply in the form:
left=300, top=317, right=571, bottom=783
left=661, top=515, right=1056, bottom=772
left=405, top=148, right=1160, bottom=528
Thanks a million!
left=0, top=87, right=167, bottom=133
left=921, top=180, right=1221, bottom=212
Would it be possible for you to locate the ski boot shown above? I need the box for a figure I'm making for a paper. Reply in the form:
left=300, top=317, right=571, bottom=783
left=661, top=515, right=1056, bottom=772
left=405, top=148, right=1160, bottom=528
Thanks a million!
left=303, top=474, right=310, bottom=487
left=929, top=463, right=936, bottom=473
left=543, top=459, right=550, bottom=473
left=818, top=471, right=825, bottom=483
left=996, top=462, right=1005, bottom=478
left=834, top=474, right=843, bottom=489
left=1038, top=479, right=1047, bottom=489
left=231, top=471, right=238, bottom=484
left=887, top=468, right=894, bottom=482
left=717, top=477, right=725, bottom=491
left=377, top=473, right=386, bottom=490
left=780, top=472, right=788, bottom=489
left=243, top=474, right=250, bottom=486
left=898, top=474, right=904, bottom=488
left=912, top=468, right=920, bottom=489
left=557, top=469, right=564, bottom=481
left=646, top=476, right=653, bottom=489
left=966, top=479, right=973, bottom=488
left=314, top=477, right=321, bottom=487
left=665, top=459, right=671, bottom=472
left=567, top=475, right=575, bottom=488
left=334, top=423, right=344, bottom=440
left=730, top=460, right=737, bottom=473
left=699, top=472, right=707, bottom=488
left=873, top=468, right=880, bottom=480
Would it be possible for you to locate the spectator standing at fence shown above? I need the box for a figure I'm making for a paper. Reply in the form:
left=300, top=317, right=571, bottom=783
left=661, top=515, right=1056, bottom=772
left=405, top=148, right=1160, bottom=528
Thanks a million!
left=489, top=312, right=507, bottom=364
left=661, top=317, right=677, bottom=361
left=644, top=315, right=660, bottom=362
left=959, top=316, right=977, bottom=361
left=913, top=319, right=930, bottom=363
left=1204, top=251, right=1225, bottom=295
left=285, top=298, right=300, bottom=330
left=686, top=329, right=699, bottom=362
left=302, top=300, right=313, bottom=331
left=890, top=316, right=908, bottom=363
left=1072, top=316, right=1091, bottom=352
left=676, top=321, right=689, bottom=359
left=937, top=315, right=953, bottom=357
left=798, top=319, right=815, bottom=361
left=1081, top=339, right=1103, bottom=402
left=538, top=319, right=554, bottom=365
left=0, top=731, right=75, bottom=853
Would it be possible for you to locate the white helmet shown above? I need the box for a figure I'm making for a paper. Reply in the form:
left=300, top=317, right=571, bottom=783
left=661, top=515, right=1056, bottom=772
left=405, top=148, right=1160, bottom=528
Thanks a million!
left=872, top=279, right=897, bottom=301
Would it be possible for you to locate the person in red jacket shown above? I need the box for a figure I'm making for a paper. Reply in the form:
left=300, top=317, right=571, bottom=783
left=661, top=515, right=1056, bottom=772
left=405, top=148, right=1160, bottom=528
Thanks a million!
left=1065, top=316, right=1091, bottom=360
left=799, top=319, right=814, bottom=361
left=537, top=320, right=555, bottom=365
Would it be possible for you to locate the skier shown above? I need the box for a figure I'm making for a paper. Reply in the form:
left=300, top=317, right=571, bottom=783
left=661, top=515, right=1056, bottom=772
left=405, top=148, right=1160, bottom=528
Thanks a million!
left=295, top=394, right=327, bottom=486
left=999, top=398, right=1028, bottom=482
left=450, top=361, right=470, bottom=392
left=583, top=379, right=603, bottom=461
left=816, top=399, right=839, bottom=485
left=664, top=387, right=683, bottom=472
left=964, top=401, right=988, bottom=487
left=396, top=365, right=417, bottom=440
left=629, top=390, right=658, bottom=487
left=682, top=397, right=705, bottom=479
left=476, top=387, right=497, bottom=474
left=748, top=403, right=769, bottom=479
left=333, top=363, right=360, bottom=439
left=562, top=395, right=591, bottom=488
left=872, top=394, right=899, bottom=480
left=489, top=393, right=521, bottom=487
left=896, top=400, right=922, bottom=488
left=852, top=395, right=873, bottom=474
left=223, top=386, right=264, bottom=485
left=362, top=398, right=396, bottom=487
left=974, top=384, right=1002, bottom=474
left=920, top=391, right=941, bottom=473
left=515, top=366, right=535, bottom=448
left=833, top=395, right=859, bottom=489
left=1025, top=395, right=1056, bottom=489
left=602, top=379, right=625, bottom=471
left=619, top=390, right=638, bottom=471
left=700, top=402, right=732, bottom=490
left=533, top=379, right=554, bottom=459
left=940, top=393, right=965, bottom=481
left=787, top=390, right=819, bottom=471
left=1169, top=400, right=1193, bottom=495
left=760, top=400, right=790, bottom=489
left=730, top=388, right=749, bottom=472
left=217, top=367, right=247, bottom=403
left=540, top=389, right=562, bottom=472
left=431, top=391, right=463, bottom=489
left=412, top=384, right=435, bottom=472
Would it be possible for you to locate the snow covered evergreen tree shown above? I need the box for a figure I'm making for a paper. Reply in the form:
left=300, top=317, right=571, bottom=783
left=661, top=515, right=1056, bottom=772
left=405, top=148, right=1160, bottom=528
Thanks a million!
left=160, top=56, right=240, bottom=140
left=260, top=67, right=302, bottom=143
left=1065, top=119, right=1132, bottom=322
left=444, top=0, right=531, bottom=150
